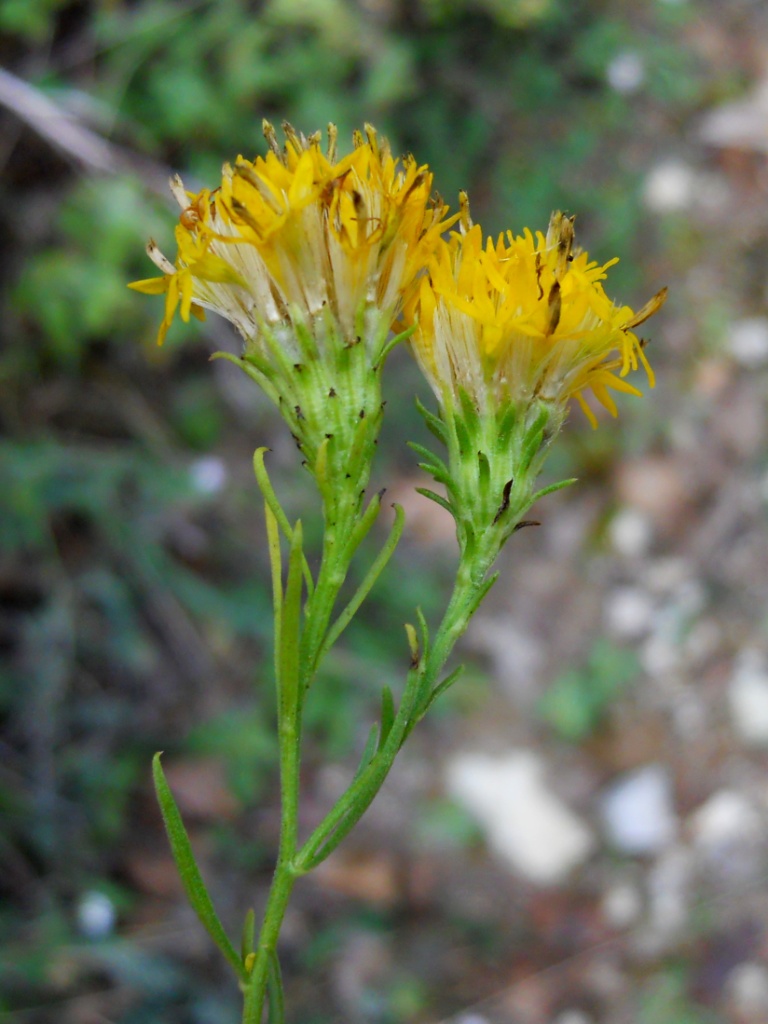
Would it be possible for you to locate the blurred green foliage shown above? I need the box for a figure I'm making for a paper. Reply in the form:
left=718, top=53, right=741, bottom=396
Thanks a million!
left=537, top=638, right=640, bottom=741
left=1, top=0, right=703, bottom=1019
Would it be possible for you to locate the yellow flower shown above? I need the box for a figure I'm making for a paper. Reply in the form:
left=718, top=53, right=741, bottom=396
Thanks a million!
left=130, top=122, right=456, bottom=351
left=405, top=198, right=667, bottom=427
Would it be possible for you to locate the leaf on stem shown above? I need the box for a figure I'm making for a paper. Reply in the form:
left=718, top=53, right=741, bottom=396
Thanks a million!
left=267, top=951, right=286, bottom=1024
left=316, top=503, right=405, bottom=666
left=342, top=487, right=385, bottom=563
left=418, top=664, right=465, bottom=720
left=352, top=723, right=379, bottom=783
left=278, top=520, right=304, bottom=723
left=152, top=753, right=247, bottom=983
left=241, top=908, right=256, bottom=963
left=378, top=685, right=395, bottom=751
left=254, top=448, right=314, bottom=597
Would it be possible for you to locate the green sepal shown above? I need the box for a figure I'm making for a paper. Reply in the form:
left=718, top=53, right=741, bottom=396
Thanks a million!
left=415, top=397, right=449, bottom=445
left=415, top=487, right=454, bottom=516
left=152, top=753, right=247, bottom=983
left=453, top=412, right=473, bottom=460
left=531, top=477, right=578, bottom=503
left=457, top=387, right=481, bottom=435
left=241, top=909, right=256, bottom=963
left=495, top=403, right=520, bottom=452
left=518, top=405, right=552, bottom=471
left=477, top=449, right=491, bottom=491
left=376, top=321, right=416, bottom=367
left=408, top=441, right=449, bottom=479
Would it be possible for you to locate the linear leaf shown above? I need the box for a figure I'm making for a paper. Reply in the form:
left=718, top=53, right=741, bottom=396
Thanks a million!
left=152, top=754, right=247, bottom=983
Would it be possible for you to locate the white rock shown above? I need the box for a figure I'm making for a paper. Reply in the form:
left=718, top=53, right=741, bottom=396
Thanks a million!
left=604, top=586, right=655, bottom=640
left=190, top=455, right=227, bottom=494
left=602, top=880, right=643, bottom=929
left=646, top=843, right=693, bottom=937
left=606, top=51, right=645, bottom=94
left=729, top=650, right=768, bottom=746
left=446, top=751, right=594, bottom=885
left=690, top=789, right=762, bottom=850
left=728, top=317, right=768, bottom=368
left=600, top=765, right=677, bottom=855
left=727, top=962, right=768, bottom=1015
left=77, top=891, right=116, bottom=939
left=608, top=508, right=653, bottom=559
left=553, top=1012, right=594, bottom=1024
left=643, top=161, right=695, bottom=214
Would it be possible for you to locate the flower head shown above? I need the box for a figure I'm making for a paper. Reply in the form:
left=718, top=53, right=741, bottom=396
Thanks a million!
left=130, top=121, right=456, bottom=354
left=405, top=198, right=667, bottom=427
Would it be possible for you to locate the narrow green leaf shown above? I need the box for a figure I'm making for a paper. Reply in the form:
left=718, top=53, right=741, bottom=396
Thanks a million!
left=352, top=723, right=379, bottom=783
left=265, top=503, right=283, bottom=677
left=342, top=487, right=384, bottom=562
left=317, top=503, right=405, bottom=664
left=241, top=909, right=256, bottom=962
left=254, top=448, right=314, bottom=597
left=378, top=685, right=395, bottom=750
left=415, top=606, right=430, bottom=664
left=279, top=520, right=304, bottom=721
left=152, top=754, right=247, bottom=983
left=267, top=951, right=286, bottom=1024
left=419, top=664, right=465, bottom=719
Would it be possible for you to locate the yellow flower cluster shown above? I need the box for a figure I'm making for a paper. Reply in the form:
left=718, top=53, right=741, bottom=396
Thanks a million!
left=131, top=122, right=665, bottom=429
left=403, top=197, right=667, bottom=427
left=129, top=122, right=456, bottom=349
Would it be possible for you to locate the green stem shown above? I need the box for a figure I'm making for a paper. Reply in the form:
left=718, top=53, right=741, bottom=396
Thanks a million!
left=241, top=676, right=302, bottom=1022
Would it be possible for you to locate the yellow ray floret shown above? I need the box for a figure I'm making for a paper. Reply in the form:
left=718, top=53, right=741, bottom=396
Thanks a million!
left=405, top=200, right=667, bottom=427
left=129, top=122, right=457, bottom=349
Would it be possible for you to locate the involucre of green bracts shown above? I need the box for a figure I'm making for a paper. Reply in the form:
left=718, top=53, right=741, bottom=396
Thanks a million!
left=414, top=390, right=570, bottom=569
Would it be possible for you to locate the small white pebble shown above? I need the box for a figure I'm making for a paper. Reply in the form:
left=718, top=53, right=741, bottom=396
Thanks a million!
left=728, top=318, right=768, bottom=368
left=690, top=790, right=762, bottom=850
left=729, top=650, right=768, bottom=747
left=553, top=1012, right=594, bottom=1024
left=608, top=508, right=653, bottom=559
left=600, top=765, right=677, bottom=855
left=446, top=751, right=594, bottom=885
left=190, top=455, right=227, bottom=495
left=606, top=51, right=645, bottom=94
left=727, top=962, right=768, bottom=1014
left=602, top=881, right=642, bottom=929
left=77, top=891, right=116, bottom=939
left=643, top=161, right=695, bottom=214
left=604, top=586, right=655, bottom=639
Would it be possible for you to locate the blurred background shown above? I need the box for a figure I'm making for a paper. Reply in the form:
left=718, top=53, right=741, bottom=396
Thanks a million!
left=3, top=0, right=768, bottom=1021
